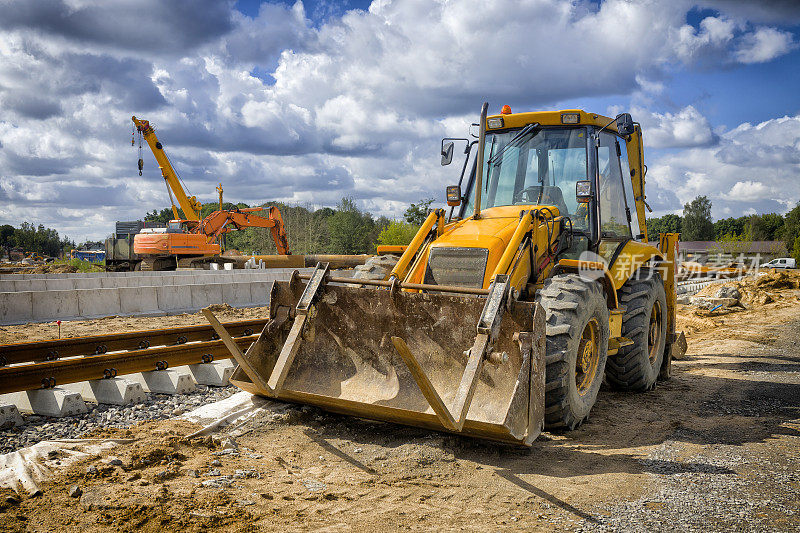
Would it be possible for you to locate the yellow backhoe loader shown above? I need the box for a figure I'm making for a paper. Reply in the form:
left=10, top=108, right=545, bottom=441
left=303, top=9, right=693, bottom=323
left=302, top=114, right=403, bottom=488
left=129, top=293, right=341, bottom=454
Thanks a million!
left=205, top=103, right=686, bottom=445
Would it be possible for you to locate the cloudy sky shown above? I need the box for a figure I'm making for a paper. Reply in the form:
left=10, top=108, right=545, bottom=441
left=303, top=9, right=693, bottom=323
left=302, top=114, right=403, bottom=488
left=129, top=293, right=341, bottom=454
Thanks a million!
left=0, top=0, right=798, bottom=242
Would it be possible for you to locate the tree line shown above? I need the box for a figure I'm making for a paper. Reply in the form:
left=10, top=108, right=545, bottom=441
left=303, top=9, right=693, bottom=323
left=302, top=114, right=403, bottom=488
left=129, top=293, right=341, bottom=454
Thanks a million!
left=647, top=196, right=800, bottom=260
left=0, top=222, right=76, bottom=259
left=143, top=197, right=435, bottom=255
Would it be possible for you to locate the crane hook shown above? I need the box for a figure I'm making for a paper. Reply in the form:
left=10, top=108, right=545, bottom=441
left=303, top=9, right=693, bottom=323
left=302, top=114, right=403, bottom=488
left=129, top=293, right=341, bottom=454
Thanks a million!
left=138, top=158, right=144, bottom=176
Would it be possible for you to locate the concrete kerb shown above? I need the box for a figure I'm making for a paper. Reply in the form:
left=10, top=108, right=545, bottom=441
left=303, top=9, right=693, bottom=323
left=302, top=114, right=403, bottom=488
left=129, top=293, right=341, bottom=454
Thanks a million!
left=119, top=286, right=160, bottom=315
left=0, top=291, right=33, bottom=324
left=0, top=268, right=311, bottom=325
left=156, top=285, right=193, bottom=312
left=32, top=290, right=80, bottom=322
left=190, top=283, right=224, bottom=309
left=77, top=288, right=122, bottom=319
left=248, top=281, right=272, bottom=306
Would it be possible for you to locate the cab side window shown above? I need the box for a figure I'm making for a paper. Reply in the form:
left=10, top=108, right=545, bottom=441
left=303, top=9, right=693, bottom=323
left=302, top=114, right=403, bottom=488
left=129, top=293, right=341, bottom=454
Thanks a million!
left=597, top=132, right=632, bottom=240
left=597, top=132, right=632, bottom=263
left=617, top=137, right=641, bottom=239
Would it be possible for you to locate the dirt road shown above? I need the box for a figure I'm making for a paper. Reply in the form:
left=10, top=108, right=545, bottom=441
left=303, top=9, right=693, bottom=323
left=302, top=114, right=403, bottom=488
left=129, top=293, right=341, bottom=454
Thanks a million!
left=1, top=290, right=799, bottom=531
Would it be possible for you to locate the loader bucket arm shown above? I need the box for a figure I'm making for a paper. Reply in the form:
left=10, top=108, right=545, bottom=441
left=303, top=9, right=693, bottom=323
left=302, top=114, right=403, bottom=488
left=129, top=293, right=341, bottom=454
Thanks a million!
left=206, top=266, right=546, bottom=445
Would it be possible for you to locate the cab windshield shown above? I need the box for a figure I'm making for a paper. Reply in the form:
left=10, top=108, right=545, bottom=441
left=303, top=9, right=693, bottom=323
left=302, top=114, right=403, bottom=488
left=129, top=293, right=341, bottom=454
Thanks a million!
left=465, top=127, right=589, bottom=230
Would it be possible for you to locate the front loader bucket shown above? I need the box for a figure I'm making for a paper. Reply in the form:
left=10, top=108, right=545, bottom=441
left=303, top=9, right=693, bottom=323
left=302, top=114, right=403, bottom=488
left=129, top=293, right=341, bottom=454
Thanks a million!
left=208, top=274, right=546, bottom=445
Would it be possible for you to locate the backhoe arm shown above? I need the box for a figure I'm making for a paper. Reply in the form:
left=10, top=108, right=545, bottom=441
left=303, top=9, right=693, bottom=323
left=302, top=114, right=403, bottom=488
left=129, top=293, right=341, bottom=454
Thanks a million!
left=132, top=116, right=202, bottom=221
left=198, top=206, right=290, bottom=255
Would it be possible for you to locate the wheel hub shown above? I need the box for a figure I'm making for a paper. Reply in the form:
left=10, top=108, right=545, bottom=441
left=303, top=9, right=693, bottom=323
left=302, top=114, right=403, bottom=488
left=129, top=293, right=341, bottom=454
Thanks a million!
left=648, top=301, right=663, bottom=364
left=576, top=318, right=600, bottom=395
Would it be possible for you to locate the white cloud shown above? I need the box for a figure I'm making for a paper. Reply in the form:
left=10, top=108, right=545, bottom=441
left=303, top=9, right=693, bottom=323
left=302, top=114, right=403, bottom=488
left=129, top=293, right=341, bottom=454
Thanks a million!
left=0, top=0, right=797, bottom=241
left=722, top=180, right=773, bottom=201
left=634, top=105, right=717, bottom=149
left=646, top=115, right=800, bottom=219
left=734, top=26, right=796, bottom=64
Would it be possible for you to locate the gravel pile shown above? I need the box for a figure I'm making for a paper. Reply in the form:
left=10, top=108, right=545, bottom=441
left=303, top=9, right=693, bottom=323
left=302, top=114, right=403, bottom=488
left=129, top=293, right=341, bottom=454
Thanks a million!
left=0, top=384, right=238, bottom=454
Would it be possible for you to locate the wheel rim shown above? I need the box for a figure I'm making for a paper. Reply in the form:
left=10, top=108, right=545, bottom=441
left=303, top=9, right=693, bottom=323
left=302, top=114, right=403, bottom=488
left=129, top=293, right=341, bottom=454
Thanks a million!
left=576, top=318, right=600, bottom=396
left=648, top=300, right=663, bottom=364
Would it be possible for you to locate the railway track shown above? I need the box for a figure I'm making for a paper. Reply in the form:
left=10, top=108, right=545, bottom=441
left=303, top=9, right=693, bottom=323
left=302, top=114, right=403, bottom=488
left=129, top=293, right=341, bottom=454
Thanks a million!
left=0, top=319, right=265, bottom=395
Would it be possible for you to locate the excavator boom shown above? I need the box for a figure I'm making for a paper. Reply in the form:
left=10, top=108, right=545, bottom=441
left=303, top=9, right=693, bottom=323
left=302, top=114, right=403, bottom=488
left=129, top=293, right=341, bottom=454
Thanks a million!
left=197, top=206, right=290, bottom=255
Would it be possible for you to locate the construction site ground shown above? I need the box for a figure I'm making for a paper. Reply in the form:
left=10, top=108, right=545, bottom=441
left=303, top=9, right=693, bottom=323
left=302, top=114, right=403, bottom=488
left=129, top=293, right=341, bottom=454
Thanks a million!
left=1, top=275, right=799, bottom=531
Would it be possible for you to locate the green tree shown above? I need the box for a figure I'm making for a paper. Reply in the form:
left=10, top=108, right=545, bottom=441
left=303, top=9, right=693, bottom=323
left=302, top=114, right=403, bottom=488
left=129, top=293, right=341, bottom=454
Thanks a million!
left=780, top=202, right=800, bottom=253
left=793, top=235, right=800, bottom=264
left=646, top=214, right=682, bottom=238
left=327, top=197, right=376, bottom=254
left=0, top=224, right=15, bottom=259
left=682, top=196, right=715, bottom=241
left=713, top=217, right=746, bottom=240
left=404, top=198, right=435, bottom=225
left=144, top=208, right=180, bottom=224
left=377, top=221, right=420, bottom=246
left=745, top=213, right=784, bottom=241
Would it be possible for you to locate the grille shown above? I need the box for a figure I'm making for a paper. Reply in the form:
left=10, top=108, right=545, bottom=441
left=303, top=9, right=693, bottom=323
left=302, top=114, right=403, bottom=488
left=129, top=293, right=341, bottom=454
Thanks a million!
left=424, top=247, right=489, bottom=289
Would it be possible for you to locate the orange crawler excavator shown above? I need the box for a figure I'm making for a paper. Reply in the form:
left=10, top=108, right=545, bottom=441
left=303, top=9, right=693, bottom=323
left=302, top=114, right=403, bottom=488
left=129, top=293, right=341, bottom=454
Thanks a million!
left=131, top=116, right=290, bottom=270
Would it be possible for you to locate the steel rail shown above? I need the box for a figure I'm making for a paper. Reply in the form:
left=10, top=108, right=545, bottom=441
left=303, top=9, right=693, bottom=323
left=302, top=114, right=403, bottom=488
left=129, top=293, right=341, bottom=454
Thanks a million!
left=0, top=335, right=257, bottom=395
left=297, top=274, right=490, bottom=296
left=0, top=318, right=268, bottom=366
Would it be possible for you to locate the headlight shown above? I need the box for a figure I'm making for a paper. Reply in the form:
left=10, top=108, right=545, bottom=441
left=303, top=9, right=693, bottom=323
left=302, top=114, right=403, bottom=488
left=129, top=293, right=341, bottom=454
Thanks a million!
left=561, top=113, right=580, bottom=124
left=487, top=117, right=504, bottom=129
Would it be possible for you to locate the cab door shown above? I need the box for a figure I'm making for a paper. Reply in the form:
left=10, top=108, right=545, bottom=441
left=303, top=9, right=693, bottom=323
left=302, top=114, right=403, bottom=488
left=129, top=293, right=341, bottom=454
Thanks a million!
left=595, top=131, right=633, bottom=264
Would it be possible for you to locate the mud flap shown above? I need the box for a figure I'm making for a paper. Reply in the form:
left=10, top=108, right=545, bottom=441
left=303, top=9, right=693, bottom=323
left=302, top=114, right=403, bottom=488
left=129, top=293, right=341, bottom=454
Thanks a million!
left=211, top=277, right=547, bottom=445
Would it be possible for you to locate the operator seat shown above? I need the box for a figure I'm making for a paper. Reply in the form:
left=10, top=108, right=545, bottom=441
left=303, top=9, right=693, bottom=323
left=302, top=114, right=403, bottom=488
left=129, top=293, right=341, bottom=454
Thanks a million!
left=537, top=186, right=570, bottom=218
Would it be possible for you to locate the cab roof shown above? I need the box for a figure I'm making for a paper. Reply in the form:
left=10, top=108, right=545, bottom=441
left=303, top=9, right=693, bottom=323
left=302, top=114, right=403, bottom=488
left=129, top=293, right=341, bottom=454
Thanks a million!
left=486, top=109, right=619, bottom=133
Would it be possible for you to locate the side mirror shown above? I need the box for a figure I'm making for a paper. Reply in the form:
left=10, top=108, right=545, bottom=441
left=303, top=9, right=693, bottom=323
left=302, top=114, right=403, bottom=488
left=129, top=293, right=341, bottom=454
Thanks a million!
left=441, top=141, right=454, bottom=166
left=576, top=180, right=592, bottom=203
left=616, top=113, right=635, bottom=137
left=446, top=185, right=461, bottom=206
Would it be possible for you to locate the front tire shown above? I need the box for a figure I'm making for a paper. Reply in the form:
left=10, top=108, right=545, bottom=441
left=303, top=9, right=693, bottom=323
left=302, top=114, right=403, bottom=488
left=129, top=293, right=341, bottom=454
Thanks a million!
left=536, top=274, right=609, bottom=430
left=606, top=267, right=667, bottom=391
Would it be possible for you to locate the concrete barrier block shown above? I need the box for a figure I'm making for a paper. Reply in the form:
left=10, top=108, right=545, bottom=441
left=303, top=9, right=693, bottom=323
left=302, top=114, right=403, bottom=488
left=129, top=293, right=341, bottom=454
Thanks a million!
left=222, top=283, right=252, bottom=307
left=2, top=388, right=87, bottom=417
left=119, top=286, right=159, bottom=315
left=156, top=285, right=193, bottom=312
left=45, top=279, right=75, bottom=291
left=249, top=281, right=272, bottom=305
left=73, top=278, right=101, bottom=290
left=0, top=404, right=24, bottom=428
left=190, top=283, right=223, bottom=308
left=22, top=279, right=48, bottom=291
left=77, top=288, right=121, bottom=318
left=0, top=281, right=16, bottom=292
left=0, top=292, right=33, bottom=324
left=128, top=370, right=196, bottom=394
left=63, top=378, right=147, bottom=405
left=100, top=277, right=123, bottom=288
left=31, top=290, right=80, bottom=321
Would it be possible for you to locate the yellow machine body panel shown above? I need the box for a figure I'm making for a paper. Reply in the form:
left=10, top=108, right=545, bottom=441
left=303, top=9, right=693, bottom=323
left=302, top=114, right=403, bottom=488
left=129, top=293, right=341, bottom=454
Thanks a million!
left=608, top=241, right=664, bottom=290
left=405, top=206, right=554, bottom=290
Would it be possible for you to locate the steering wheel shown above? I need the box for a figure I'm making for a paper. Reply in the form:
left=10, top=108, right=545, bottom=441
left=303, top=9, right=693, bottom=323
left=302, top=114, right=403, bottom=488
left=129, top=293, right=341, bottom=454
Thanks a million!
left=513, top=186, right=542, bottom=204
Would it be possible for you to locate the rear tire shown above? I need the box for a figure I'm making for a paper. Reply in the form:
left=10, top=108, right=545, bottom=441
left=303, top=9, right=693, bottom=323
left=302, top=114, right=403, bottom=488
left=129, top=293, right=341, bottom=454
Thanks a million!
left=606, top=267, right=667, bottom=391
left=536, top=274, right=609, bottom=430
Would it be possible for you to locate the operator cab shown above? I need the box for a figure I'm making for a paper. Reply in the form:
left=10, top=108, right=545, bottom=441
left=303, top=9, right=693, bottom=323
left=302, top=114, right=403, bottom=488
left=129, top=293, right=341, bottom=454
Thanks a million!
left=443, top=109, right=642, bottom=263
